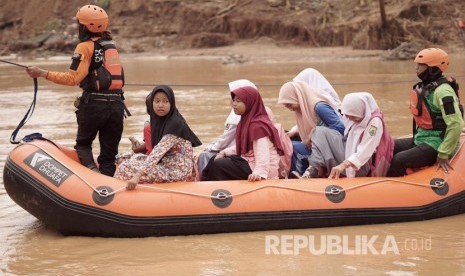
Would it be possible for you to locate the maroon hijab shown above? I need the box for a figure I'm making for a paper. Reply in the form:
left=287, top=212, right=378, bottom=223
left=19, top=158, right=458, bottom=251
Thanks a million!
left=232, top=86, right=284, bottom=155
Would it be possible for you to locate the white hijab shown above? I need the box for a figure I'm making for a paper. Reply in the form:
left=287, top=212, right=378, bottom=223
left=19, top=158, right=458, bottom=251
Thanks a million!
left=224, top=79, right=257, bottom=126
left=340, top=92, right=380, bottom=159
left=293, top=68, right=341, bottom=108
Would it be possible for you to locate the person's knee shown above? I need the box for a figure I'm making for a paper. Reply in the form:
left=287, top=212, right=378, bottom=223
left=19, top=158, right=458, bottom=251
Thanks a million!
left=391, top=150, right=411, bottom=165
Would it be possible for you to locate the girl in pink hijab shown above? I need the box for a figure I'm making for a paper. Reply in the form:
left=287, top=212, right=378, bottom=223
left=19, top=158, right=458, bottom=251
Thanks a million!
left=197, top=79, right=257, bottom=179
left=206, top=86, right=284, bottom=181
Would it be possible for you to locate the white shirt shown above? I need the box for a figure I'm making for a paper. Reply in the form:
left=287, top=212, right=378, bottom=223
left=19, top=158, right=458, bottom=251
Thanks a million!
left=346, top=116, right=383, bottom=170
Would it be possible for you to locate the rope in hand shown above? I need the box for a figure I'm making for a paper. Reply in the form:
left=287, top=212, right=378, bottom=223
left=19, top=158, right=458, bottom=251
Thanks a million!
left=10, top=77, right=38, bottom=144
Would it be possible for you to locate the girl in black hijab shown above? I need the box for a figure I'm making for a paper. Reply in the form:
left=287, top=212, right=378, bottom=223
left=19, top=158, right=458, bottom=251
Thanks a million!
left=115, top=85, right=201, bottom=189
left=147, top=85, right=201, bottom=148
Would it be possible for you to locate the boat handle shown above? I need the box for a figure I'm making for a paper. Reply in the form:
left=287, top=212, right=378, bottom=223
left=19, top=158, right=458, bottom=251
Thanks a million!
left=97, top=188, right=110, bottom=197
left=216, top=192, right=229, bottom=200
left=328, top=187, right=342, bottom=195
left=432, top=179, right=446, bottom=188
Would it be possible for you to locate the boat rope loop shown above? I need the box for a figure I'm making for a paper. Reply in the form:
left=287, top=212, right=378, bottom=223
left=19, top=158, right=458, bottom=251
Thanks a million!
left=211, top=189, right=233, bottom=208
left=92, top=186, right=116, bottom=206
left=430, top=178, right=449, bottom=196
left=325, top=185, right=345, bottom=203
left=431, top=178, right=446, bottom=189
left=327, top=186, right=343, bottom=195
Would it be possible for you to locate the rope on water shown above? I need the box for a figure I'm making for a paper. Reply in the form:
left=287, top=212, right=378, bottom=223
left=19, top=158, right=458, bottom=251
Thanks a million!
left=124, top=75, right=465, bottom=88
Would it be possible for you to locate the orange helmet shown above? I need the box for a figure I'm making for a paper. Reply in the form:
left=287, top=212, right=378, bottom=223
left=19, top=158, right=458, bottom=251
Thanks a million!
left=76, top=5, right=108, bottom=33
left=414, top=48, right=449, bottom=72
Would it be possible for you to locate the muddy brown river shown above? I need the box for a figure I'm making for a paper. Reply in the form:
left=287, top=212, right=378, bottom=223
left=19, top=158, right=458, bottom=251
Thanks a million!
left=1, top=54, right=465, bottom=275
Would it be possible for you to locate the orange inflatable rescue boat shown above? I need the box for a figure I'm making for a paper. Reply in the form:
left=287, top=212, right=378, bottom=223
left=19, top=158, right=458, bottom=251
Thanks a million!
left=3, top=135, right=465, bottom=237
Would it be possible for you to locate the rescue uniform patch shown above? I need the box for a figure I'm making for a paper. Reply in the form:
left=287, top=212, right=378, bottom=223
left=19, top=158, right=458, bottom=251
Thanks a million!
left=442, top=96, right=456, bottom=115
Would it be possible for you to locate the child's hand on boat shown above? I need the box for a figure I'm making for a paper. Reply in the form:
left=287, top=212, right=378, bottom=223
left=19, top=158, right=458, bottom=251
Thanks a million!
left=126, top=172, right=143, bottom=190
left=329, top=160, right=353, bottom=179
left=248, top=173, right=262, bottom=182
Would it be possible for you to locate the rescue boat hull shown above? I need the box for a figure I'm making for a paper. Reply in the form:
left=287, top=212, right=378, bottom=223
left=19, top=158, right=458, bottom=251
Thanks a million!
left=3, top=136, right=465, bottom=237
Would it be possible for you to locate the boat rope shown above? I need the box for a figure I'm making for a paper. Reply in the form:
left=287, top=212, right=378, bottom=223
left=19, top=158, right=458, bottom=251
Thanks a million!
left=133, top=176, right=446, bottom=200
left=0, top=59, right=29, bottom=68
left=0, top=59, right=40, bottom=144
left=2, top=58, right=464, bottom=89
left=123, top=75, right=465, bottom=88
left=27, top=130, right=465, bottom=200
left=130, top=136, right=465, bottom=198
left=10, top=78, right=38, bottom=144
left=122, top=80, right=422, bottom=88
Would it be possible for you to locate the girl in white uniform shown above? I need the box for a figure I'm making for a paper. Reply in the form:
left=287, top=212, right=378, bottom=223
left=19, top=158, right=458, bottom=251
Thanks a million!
left=304, top=92, right=390, bottom=179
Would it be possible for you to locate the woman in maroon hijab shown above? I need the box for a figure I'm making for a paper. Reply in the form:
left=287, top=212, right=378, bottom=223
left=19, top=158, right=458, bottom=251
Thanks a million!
left=205, top=86, right=284, bottom=181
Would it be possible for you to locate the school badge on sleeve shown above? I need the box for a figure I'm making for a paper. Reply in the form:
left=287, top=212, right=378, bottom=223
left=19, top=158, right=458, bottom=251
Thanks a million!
left=369, top=125, right=378, bottom=136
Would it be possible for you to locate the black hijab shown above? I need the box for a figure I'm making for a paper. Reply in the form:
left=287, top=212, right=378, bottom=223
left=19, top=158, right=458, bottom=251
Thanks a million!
left=147, top=85, right=202, bottom=147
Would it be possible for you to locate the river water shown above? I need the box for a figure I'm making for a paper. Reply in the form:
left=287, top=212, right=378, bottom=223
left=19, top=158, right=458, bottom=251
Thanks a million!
left=1, top=53, right=465, bottom=275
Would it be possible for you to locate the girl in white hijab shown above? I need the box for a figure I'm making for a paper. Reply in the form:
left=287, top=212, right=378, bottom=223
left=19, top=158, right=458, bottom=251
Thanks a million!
left=304, top=92, right=390, bottom=179
left=337, top=92, right=383, bottom=178
left=293, top=68, right=341, bottom=109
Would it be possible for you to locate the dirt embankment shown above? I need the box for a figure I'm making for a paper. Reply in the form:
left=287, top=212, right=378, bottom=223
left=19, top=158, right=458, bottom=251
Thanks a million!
left=1, top=0, right=464, bottom=59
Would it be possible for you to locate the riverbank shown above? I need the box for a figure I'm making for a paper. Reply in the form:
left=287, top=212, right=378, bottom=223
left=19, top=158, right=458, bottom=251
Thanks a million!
left=135, top=42, right=386, bottom=64
left=4, top=40, right=464, bottom=68
left=2, top=0, right=465, bottom=60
